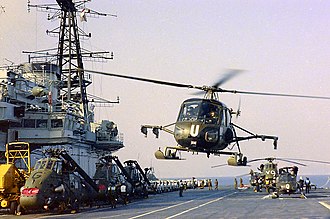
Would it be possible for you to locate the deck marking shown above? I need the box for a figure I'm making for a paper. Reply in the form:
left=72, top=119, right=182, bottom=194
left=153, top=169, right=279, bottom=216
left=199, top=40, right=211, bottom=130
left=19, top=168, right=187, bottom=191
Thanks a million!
left=165, top=191, right=236, bottom=219
left=319, top=201, right=330, bottom=210
left=128, top=199, right=194, bottom=219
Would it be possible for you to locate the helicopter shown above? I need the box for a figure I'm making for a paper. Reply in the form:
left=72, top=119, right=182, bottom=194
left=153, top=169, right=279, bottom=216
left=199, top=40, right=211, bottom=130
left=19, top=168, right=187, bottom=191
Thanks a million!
left=213, top=157, right=330, bottom=194
left=276, top=166, right=300, bottom=195
left=122, top=160, right=150, bottom=199
left=83, top=68, right=330, bottom=164
left=245, top=157, right=306, bottom=193
left=18, top=149, right=99, bottom=214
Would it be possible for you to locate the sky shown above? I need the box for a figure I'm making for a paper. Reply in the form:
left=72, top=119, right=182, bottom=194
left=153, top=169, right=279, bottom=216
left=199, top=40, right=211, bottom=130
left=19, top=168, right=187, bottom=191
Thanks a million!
left=0, top=0, right=329, bottom=178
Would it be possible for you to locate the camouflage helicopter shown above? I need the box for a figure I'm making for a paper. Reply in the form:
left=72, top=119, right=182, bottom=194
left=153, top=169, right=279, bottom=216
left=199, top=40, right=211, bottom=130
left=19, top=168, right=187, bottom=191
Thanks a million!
left=212, top=157, right=306, bottom=193
left=18, top=149, right=99, bottom=214
left=122, top=160, right=150, bottom=199
left=246, top=157, right=307, bottom=193
left=83, top=69, right=330, bottom=164
left=276, top=166, right=300, bottom=195
left=276, top=158, right=330, bottom=196
left=94, top=155, right=151, bottom=205
left=93, top=155, right=126, bottom=208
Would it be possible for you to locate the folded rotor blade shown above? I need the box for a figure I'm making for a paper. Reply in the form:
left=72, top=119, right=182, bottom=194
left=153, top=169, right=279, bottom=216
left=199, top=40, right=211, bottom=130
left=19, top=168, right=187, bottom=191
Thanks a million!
left=282, top=158, right=330, bottom=165
left=211, top=163, right=227, bottom=168
left=276, top=158, right=307, bottom=167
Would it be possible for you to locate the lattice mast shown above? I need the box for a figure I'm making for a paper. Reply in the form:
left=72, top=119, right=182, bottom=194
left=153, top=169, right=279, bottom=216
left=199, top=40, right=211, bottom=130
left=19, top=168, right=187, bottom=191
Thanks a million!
left=56, top=0, right=89, bottom=126
left=27, top=0, right=115, bottom=130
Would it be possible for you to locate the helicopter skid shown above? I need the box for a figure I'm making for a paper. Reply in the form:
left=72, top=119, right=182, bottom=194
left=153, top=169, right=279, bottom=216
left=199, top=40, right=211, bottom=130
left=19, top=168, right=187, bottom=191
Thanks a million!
left=154, top=146, right=187, bottom=160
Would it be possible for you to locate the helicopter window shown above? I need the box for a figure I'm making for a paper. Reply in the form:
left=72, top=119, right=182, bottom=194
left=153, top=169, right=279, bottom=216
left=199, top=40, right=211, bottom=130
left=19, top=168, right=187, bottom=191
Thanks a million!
left=198, top=102, right=221, bottom=124
left=279, top=173, right=295, bottom=182
left=34, top=160, right=42, bottom=170
left=46, top=160, right=54, bottom=169
left=53, top=161, right=62, bottom=174
left=38, top=160, right=47, bottom=170
left=178, top=102, right=200, bottom=121
left=112, top=165, right=119, bottom=174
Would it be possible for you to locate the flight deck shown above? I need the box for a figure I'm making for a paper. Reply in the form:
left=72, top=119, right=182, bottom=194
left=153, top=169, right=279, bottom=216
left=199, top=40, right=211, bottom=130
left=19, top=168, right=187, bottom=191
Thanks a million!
left=2, top=186, right=328, bottom=219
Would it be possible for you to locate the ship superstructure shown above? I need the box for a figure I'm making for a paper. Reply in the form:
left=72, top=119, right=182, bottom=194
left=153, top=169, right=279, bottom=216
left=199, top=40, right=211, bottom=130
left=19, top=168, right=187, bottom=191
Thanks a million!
left=0, top=0, right=123, bottom=176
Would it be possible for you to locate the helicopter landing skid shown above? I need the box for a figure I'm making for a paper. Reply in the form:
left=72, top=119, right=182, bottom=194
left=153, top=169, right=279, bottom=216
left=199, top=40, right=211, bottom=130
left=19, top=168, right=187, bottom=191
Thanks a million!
left=154, top=146, right=247, bottom=166
left=154, top=146, right=187, bottom=160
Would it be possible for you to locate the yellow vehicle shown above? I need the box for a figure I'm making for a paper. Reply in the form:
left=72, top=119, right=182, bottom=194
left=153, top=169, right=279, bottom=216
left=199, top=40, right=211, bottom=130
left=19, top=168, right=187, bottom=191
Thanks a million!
left=0, top=142, right=31, bottom=214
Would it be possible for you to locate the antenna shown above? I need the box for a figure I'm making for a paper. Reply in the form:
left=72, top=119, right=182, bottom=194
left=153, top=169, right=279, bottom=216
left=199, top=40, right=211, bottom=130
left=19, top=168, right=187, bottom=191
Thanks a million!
left=26, top=0, right=116, bottom=129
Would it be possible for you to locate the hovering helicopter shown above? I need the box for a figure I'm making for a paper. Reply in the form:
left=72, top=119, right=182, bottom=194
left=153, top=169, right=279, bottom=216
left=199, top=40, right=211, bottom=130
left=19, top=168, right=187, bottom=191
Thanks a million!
left=83, top=69, right=330, bottom=164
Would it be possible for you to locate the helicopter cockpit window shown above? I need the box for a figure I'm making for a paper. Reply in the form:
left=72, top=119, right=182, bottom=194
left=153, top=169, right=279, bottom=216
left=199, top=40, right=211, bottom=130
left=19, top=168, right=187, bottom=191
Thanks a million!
left=35, top=160, right=47, bottom=170
left=198, top=102, right=221, bottom=124
left=178, top=101, right=222, bottom=124
left=34, top=160, right=42, bottom=170
left=178, top=102, right=200, bottom=121
left=46, top=160, right=54, bottom=169
left=52, top=161, right=62, bottom=174
left=279, top=173, right=295, bottom=183
left=265, top=163, right=275, bottom=170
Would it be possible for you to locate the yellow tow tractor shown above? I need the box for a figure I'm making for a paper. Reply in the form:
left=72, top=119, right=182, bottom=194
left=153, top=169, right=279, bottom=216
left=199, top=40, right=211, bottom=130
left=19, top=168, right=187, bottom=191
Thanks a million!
left=0, top=142, right=31, bottom=214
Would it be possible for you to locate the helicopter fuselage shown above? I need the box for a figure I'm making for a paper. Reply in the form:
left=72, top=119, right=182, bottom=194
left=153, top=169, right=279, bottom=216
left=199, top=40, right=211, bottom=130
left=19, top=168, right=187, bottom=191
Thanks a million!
left=276, top=166, right=299, bottom=195
left=20, top=158, right=66, bottom=210
left=20, top=157, right=95, bottom=212
left=174, top=98, right=233, bottom=153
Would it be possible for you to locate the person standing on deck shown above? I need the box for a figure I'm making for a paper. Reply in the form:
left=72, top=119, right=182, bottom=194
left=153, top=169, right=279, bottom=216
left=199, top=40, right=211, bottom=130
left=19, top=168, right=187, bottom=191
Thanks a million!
left=214, top=179, right=219, bottom=190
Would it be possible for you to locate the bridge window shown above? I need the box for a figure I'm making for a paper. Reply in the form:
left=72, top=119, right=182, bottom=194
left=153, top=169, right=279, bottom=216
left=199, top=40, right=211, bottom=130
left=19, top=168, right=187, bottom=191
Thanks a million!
left=51, top=119, right=63, bottom=128
left=36, top=119, right=48, bottom=128
left=23, top=119, right=36, bottom=128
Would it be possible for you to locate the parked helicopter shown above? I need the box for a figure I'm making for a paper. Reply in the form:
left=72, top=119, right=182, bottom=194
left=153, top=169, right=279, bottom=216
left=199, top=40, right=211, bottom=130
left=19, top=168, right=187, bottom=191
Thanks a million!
left=247, top=157, right=306, bottom=193
left=276, top=166, right=300, bottom=195
left=214, top=157, right=330, bottom=195
left=83, top=69, right=330, bottom=164
left=19, top=149, right=99, bottom=214
left=92, top=155, right=153, bottom=207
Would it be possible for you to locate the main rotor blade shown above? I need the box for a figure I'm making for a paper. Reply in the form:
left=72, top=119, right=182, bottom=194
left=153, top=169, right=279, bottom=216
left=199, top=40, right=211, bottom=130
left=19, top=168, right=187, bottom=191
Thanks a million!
left=236, top=172, right=251, bottom=178
left=211, top=163, right=227, bottom=168
left=84, top=69, right=330, bottom=100
left=220, top=89, right=330, bottom=100
left=83, top=69, right=201, bottom=90
left=282, top=158, right=330, bottom=165
left=213, top=69, right=243, bottom=88
left=276, top=158, right=307, bottom=167
left=247, top=158, right=271, bottom=163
